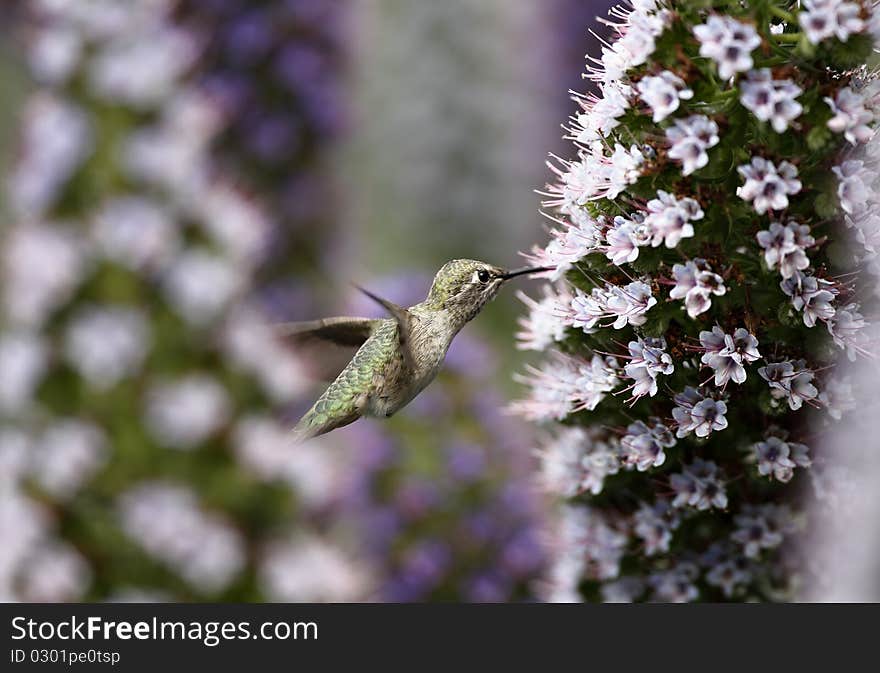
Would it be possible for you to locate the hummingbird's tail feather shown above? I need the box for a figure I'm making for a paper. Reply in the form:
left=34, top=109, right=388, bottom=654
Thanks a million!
left=291, top=404, right=362, bottom=443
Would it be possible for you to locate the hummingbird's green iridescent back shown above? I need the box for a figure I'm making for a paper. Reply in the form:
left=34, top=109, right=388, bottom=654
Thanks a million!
left=292, top=318, right=400, bottom=440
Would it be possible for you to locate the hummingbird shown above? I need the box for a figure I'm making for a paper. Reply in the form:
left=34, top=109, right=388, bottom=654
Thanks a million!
left=285, top=259, right=552, bottom=441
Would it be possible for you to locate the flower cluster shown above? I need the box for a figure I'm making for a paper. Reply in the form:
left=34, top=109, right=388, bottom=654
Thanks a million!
left=518, top=1, right=878, bottom=602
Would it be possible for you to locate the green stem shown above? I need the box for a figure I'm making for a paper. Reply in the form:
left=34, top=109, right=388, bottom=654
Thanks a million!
left=769, top=6, right=797, bottom=25
left=771, top=32, right=801, bottom=44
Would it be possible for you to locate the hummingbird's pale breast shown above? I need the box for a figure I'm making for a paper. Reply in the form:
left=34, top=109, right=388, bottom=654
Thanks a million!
left=368, top=308, right=457, bottom=418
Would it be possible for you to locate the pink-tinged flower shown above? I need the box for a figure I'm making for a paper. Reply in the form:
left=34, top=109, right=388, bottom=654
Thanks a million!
left=780, top=271, right=837, bottom=327
left=512, top=352, right=618, bottom=421
left=739, top=69, right=802, bottom=133
left=572, top=82, right=633, bottom=144
left=799, top=0, right=865, bottom=44
left=521, top=218, right=600, bottom=282
left=571, top=281, right=656, bottom=330
left=736, top=157, right=801, bottom=214
left=649, top=562, right=699, bottom=602
left=604, top=217, right=644, bottom=265
left=636, top=70, right=693, bottom=122
left=511, top=354, right=582, bottom=422
left=826, top=86, right=875, bottom=144
left=670, top=458, right=727, bottom=510
left=669, top=258, right=726, bottom=318
left=633, top=499, right=679, bottom=556
left=758, top=360, right=819, bottom=411
left=818, top=376, right=857, bottom=419
left=620, top=419, right=676, bottom=471
left=752, top=436, right=810, bottom=483
left=515, top=285, right=572, bottom=351
left=693, top=16, right=760, bottom=79
left=622, top=337, right=674, bottom=400
left=537, top=427, right=620, bottom=497
left=672, top=387, right=728, bottom=438
left=732, top=504, right=796, bottom=558
left=590, top=4, right=671, bottom=86
left=833, top=160, right=872, bottom=217
left=699, top=326, right=760, bottom=387
left=665, top=115, right=719, bottom=176
left=825, top=303, right=870, bottom=361
left=644, top=190, right=704, bottom=248
left=756, top=220, right=814, bottom=279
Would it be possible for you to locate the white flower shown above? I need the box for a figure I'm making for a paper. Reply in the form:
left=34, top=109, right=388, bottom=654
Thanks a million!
left=145, top=375, right=230, bottom=449
left=699, top=326, right=761, bottom=387
left=221, top=306, right=310, bottom=403
left=818, top=376, right=857, bottom=419
left=636, top=71, right=694, bottom=122
left=163, top=250, right=243, bottom=325
left=595, top=7, right=670, bottom=85
left=573, top=82, right=633, bottom=144
left=737, top=157, right=801, bottom=214
left=511, top=354, right=583, bottom=422
left=515, top=285, right=571, bottom=351
left=2, top=223, right=86, bottom=327
left=538, top=426, right=620, bottom=497
left=826, top=303, right=868, bottom=361
left=739, top=69, right=803, bottom=132
left=672, top=388, right=728, bottom=438
left=17, top=542, right=90, bottom=602
left=649, top=562, right=700, bottom=602
left=573, top=354, right=621, bottom=412
left=644, top=191, right=704, bottom=248
left=833, top=160, right=872, bottom=216
left=559, top=505, right=627, bottom=581
left=670, top=458, right=727, bottom=510
left=607, top=144, right=646, bottom=199
left=571, top=281, right=656, bottom=330
left=194, top=183, right=270, bottom=265
left=233, top=416, right=339, bottom=508
left=752, top=436, right=810, bottom=483
left=633, top=500, right=679, bottom=556
left=92, top=197, right=178, bottom=271
left=666, top=115, right=719, bottom=176
left=523, top=219, right=601, bottom=282
left=623, top=337, right=674, bottom=399
left=89, top=23, right=196, bottom=108
left=732, top=504, right=795, bottom=558
left=826, top=86, right=875, bottom=144
left=759, top=360, right=819, bottom=410
left=7, top=95, right=93, bottom=217
left=0, top=332, right=47, bottom=414
left=756, top=220, right=814, bottom=279
left=693, top=16, right=761, bottom=79
left=31, top=420, right=107, bottom=500
left=620, top=419, right=676, bottom=471
left=65, top=306, right=150, bottom=390
left=259, top=535, right=370, bottom=602
left=780, top=271, right=837, bottom=327
left=604, top=217, right=645, bottom=265
left=669, top=258, right=726, bottom=318
left=28, top=25, right=83, bottom=84
left=799, top=0, right=865, bottom=44
left=119, top=482, right=245, bottom=594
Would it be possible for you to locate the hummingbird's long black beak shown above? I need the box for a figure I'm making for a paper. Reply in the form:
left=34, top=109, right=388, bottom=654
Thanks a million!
left=500, top=265, right=555, bottom=281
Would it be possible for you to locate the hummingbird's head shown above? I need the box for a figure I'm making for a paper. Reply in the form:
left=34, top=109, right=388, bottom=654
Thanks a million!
left=424, top=259, right=553, bottom=324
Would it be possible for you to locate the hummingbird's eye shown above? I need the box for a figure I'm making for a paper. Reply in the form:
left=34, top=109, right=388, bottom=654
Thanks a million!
left=477, top=269, right=490, bottom=283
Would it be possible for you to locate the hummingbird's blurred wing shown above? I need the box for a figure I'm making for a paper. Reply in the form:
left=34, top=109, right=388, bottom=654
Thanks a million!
left=356, top=286, right=417, bottom=372
left=275, top=317, right=379, bottom=381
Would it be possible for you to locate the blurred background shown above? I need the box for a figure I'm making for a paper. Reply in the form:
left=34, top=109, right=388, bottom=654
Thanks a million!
left=0, top=0, right=616, bottom=602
